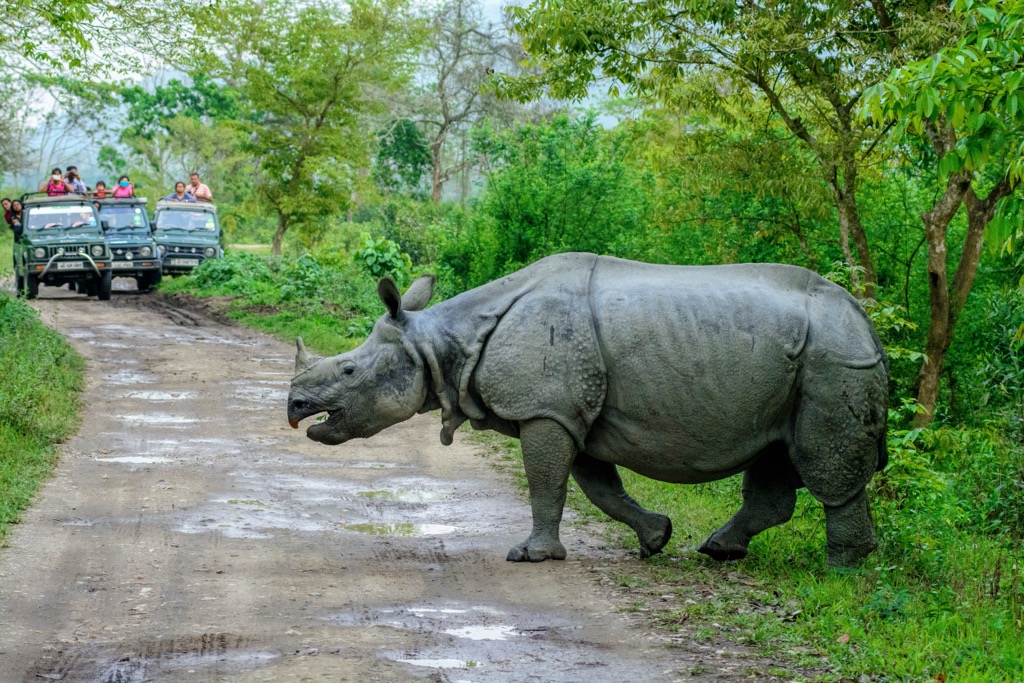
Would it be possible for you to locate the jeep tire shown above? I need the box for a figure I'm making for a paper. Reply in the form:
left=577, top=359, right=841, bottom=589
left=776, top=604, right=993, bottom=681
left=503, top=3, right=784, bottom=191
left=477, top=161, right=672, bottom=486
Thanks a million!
left=97, top=270, right=113, bottom=301
left=26, top=273, right=39, bottom=299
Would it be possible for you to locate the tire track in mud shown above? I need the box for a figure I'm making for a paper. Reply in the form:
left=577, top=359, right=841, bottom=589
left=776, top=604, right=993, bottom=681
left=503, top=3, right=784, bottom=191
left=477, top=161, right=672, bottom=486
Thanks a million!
left=0, top=283, right=764, bottom=682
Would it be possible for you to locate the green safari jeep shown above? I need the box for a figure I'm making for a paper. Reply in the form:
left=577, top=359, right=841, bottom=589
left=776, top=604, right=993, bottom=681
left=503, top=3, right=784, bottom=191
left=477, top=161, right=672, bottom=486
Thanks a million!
left=96, top=198, right=163, bottom=292
left=153, top=200, right=223, bottom=274
left=13, top=194, right=113, bottom=300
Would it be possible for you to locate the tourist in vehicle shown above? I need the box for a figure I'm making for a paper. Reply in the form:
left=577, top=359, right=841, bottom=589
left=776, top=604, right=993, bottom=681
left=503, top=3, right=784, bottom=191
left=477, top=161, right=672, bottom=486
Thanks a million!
left=40, top=168, right=73, bottom=196
left=9, top=199, right=23, bottom=230
left=188, top=172, right=213, bottom=202
left=65, top=165, right=88, bottom=193
left=2, top=198, right=11, bottom=226
left=164, top=181, right=196, bottom=202
left=93, top=181, right=109, bottom=199
left=112, top=175, right=135, bottom=198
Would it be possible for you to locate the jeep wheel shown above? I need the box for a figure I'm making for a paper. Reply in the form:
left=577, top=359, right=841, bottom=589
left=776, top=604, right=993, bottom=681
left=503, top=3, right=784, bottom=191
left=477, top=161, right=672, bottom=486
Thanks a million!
left=97, top=271, right=113, bottom=301
left=26, top=274, right=39, bottom=299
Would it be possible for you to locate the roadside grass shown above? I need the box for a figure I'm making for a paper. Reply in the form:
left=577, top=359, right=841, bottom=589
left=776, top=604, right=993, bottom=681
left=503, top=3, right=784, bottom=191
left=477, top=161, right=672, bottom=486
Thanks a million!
left=1, top=237, right=11, bottom=277
left=0, top=295, right=84, bottom=543
left=158, top=249, right=382, bottom=357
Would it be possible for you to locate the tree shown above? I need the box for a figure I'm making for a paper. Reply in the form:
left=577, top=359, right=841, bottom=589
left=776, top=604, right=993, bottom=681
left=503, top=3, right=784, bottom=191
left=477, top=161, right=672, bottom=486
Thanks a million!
left=499, top=1, right=957, bottom=300
left=416, top=0, right=521, bottom=202
left=0, top=0, right=214, bottom=72
left=202, top=0, right=424, bottom=255
left=864, top=0, right=1024, bottom=425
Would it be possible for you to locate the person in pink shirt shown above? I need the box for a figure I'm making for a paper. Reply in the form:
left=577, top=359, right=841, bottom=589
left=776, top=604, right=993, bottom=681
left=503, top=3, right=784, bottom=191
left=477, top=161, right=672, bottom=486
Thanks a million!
left=40, top=168, right=74, bottom=196
left=112, top=175, right=135, bottom=198
left=188, top=172, right=213, bottom=202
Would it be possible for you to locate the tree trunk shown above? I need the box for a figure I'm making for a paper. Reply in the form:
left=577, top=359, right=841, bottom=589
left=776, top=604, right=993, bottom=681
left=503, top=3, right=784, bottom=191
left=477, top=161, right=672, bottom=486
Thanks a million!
left=831, top=161, right=876, bottom=300
left=913, top=171, right=972, bottom=427
left=430, top=138, right=444, bottom=203
left=271, top=213, right=289, bottom=257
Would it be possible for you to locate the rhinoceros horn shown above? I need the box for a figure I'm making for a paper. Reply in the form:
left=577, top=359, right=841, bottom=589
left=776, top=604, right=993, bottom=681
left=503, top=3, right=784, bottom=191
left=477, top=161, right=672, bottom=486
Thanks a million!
left=294, top=337, right=317, bottom=375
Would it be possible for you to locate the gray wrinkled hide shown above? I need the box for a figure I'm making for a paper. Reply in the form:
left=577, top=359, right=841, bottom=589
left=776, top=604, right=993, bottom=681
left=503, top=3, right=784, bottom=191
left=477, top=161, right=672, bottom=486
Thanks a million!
left=288, top=253, right=889, bottom=568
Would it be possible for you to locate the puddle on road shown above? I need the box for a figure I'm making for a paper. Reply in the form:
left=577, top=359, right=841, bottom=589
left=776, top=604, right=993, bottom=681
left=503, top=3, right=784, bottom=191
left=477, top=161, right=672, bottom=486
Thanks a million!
left=108, top=369, right=156, bottom=385
left=117, top=414, right=197, bottom=425
left=340, top=523, right=457, bottom=536
left=357, top=490, right=447, bottom=503
left=94, top=456, right=172, bottom=465
left=444, top=625, right=517, bottom=641
left=397, top=657, right=482, bottom=669
left=345, top=461, right=400, bottom=469
left=122, top=390, right=198, bottom=401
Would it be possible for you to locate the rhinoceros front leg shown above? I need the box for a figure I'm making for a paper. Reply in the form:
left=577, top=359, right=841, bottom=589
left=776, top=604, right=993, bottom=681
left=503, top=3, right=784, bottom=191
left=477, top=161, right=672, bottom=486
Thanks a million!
left=507, top=418, right=575, bottom=563
left=571, top=452, right=672, bottom=558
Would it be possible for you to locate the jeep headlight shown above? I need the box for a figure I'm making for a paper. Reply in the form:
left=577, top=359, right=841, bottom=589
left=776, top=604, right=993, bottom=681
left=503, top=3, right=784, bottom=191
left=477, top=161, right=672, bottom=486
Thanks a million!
left=204, top=247, right=216, bottom=258
left=139, top=246, right=152, bottom=257
left=91, top=244, right=104, bottom=257
left=33, top=247, right=46, bottom=259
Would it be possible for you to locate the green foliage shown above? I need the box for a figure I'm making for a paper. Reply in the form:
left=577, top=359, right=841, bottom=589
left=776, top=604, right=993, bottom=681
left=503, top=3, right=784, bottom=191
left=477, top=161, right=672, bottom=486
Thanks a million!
left=0, top=295, right=84, bottom=540
left=374, top=119, right=432, bottom=197
left=863, top=0, right=1024, bottom=247
left=443, top=113, right=653, bottom=289
left=354, top=233, right=412, bottom=284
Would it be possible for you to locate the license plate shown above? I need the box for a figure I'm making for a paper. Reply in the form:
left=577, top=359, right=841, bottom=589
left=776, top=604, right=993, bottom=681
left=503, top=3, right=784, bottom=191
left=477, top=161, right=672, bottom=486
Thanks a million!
left=170, top=258, right=199, bottom=266
left=112, top=261, right=136, bottom=269
left=57, top=261, right=86, bottom=270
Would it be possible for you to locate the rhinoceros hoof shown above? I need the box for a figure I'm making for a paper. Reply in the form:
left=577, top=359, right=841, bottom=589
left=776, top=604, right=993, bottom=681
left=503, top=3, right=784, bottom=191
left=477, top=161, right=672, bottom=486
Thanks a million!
left=506, top=540, right=567, bottom=563
left=638, top=515, right=673, bottom=559
left=697, top=535, right=749, bottom=562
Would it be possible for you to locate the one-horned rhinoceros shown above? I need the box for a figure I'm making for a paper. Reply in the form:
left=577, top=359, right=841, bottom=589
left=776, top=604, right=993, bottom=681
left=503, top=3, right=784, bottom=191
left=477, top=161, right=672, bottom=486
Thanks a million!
left=287, top=253, right=889, bottom=568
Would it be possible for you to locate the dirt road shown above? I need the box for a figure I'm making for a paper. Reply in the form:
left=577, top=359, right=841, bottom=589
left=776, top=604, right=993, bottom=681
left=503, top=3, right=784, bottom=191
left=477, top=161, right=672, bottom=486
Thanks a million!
left=0, top=284, right=727, bottom=682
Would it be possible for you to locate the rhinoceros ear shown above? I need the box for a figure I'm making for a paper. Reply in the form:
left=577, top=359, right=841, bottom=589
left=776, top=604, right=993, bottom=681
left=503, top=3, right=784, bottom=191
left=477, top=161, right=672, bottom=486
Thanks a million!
left=378, top=278, right=403, bottom=320
left=401, top=274, right=435, bottom=312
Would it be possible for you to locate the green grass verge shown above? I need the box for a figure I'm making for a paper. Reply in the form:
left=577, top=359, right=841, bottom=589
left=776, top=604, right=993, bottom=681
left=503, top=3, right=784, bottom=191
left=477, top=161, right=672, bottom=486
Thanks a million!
left=1, top=236, right=12, bottom=277
left=0, top=295, right=85, bottom=542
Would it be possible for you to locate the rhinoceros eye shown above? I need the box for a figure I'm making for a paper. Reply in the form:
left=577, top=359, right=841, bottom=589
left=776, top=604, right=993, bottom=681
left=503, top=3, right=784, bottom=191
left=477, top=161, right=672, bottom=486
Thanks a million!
left=344, top=366, right=354, bottom=375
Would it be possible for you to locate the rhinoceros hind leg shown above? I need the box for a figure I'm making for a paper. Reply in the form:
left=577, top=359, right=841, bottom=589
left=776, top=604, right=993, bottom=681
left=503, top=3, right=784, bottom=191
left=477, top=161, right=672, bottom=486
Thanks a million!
left=570, top=452, right=673, bottom=558
left=698, top=442, right=798, bottom=562
left=507, top=419, right=575, bottom=563
left=824, top=488, right=876, bottom=568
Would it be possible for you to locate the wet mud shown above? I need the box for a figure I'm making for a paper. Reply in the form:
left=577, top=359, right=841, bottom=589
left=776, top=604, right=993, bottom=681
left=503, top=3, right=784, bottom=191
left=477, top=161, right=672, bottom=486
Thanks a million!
left=0, top=282, right=748, bottom=681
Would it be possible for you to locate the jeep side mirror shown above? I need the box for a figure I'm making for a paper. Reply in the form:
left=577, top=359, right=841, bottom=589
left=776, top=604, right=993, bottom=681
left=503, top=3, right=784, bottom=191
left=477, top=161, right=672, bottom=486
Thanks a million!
left=101, top=220, right=110, bottom=230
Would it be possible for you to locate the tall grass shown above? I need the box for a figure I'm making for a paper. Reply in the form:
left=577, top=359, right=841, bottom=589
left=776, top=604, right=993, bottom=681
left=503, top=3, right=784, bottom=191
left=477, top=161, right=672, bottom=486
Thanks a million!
left=0, top=295, right=85, bottom=541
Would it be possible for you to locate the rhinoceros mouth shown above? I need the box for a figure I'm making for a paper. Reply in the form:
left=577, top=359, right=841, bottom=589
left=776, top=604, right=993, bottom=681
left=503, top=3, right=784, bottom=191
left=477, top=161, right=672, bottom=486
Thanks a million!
left=305, top=409, right=349, bottom=445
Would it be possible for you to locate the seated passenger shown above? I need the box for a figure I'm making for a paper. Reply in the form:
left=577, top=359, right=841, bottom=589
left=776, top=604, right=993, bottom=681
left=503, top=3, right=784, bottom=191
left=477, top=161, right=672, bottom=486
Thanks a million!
left=93, top=181, right=109, bottom=199
left=112, top=175, right=135, bottom=198
left=2, top=198, right=11, bottom=225
left=41, top=168, right=73, bottom=196
left=164, top=181, right=196, bottom=202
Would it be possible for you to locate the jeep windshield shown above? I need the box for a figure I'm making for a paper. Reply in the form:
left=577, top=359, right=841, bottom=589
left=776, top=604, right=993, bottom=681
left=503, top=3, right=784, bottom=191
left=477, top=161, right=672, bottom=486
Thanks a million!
left=100, top=205, right=150, bottom=234
left=27, top=205, right=98, bottom=230
left=156, top=210, right=218, bottom=232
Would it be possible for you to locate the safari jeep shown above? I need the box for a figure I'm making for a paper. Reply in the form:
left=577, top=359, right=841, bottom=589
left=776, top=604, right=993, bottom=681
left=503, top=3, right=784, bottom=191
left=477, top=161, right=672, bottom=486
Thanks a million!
left=152, top=200, right=222, bottom=275
left=96, top=198, right=163, bottom=292
left=13, top=194, right=113, bottom=300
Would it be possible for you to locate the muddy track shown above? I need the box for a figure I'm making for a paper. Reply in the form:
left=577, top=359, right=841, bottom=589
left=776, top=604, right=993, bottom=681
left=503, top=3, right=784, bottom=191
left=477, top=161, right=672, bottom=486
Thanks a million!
left=0, top=282, right=764, bottom=682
